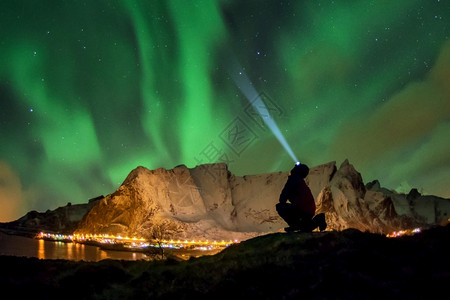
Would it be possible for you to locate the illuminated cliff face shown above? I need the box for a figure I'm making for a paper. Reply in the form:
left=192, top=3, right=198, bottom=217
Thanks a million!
left=75, top=163, right=285, bottom=241
left=75, top=161, right=450, bottom=241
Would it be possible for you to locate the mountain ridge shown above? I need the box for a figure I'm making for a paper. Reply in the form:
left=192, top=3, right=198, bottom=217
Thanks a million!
left=2, top=160, right=449, bottom=241
left=74, top=160, right=450, bottom=240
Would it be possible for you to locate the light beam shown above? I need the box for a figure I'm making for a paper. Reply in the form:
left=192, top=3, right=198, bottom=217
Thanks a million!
left=229, top=60, right=299, bottom=163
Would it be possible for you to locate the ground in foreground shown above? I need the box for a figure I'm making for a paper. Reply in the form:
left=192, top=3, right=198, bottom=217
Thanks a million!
left=1, top=225, right=449, bottom=299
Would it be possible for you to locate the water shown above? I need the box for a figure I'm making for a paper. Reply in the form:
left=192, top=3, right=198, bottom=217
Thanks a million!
left=0, top=232, right=148, bottom=261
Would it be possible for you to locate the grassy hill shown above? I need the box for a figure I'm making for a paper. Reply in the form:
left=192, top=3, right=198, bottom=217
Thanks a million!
left=1, top=224, right=449, bottom=299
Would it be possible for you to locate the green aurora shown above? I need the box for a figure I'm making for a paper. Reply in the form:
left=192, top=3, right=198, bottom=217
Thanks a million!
left=0, top=0, right=449, bottom=221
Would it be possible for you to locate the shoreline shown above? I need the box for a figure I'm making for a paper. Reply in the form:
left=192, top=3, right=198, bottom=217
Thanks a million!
left=0, top=229, right=225, bottom=260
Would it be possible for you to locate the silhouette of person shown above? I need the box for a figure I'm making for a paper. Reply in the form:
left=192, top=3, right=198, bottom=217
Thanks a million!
left=276, top=162, right=327, bottom=232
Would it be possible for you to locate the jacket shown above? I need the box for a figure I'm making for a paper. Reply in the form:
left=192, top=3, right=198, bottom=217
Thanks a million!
left=279, top=175, right=316, bottom=216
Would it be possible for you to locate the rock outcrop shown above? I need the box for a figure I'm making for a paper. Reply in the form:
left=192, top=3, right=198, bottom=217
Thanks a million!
left=75, top=161, right=450, bottom=240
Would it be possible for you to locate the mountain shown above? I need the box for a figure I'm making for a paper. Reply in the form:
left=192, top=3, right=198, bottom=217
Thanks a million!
left=74, top=160, right=450, bottom=240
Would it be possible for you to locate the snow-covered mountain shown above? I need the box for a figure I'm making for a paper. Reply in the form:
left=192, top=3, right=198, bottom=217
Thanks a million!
left=75, top=160, right=450, bottom=241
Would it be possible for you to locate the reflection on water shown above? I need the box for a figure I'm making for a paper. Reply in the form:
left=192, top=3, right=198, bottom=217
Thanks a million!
left=0, top=232, right=148, bottom=261
left=38, top=239, right=44, bottom=259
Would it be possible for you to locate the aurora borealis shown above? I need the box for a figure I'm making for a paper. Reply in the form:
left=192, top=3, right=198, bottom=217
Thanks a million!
left=0, top=1, right=449, bottom=221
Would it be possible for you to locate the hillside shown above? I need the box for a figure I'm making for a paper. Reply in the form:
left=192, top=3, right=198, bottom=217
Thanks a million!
left=0, top=198, right=100, bottom=236
left=1, top=224, right=449, bottom=299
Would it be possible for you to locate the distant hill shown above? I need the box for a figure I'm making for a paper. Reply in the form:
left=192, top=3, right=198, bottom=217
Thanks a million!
left=0, top=197, right=101, bottom=236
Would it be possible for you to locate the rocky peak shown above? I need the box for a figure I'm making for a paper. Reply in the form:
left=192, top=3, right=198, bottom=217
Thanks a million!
left=366, top=180, right=381, bottom=191
left=122, top=166, right=152, bottom=185
left=333, top=159, right=366, bottom=197
left=407, top=188, right=422, bottom=201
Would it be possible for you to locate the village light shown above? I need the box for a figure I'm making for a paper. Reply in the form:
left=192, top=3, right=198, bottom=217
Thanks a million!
left=36, top=231, right=240, bottom=252
left=386, top=228, right=422, bottom=238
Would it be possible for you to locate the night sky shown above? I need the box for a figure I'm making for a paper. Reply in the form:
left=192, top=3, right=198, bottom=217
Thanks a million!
left=1, top=1, right=449, bottom=221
